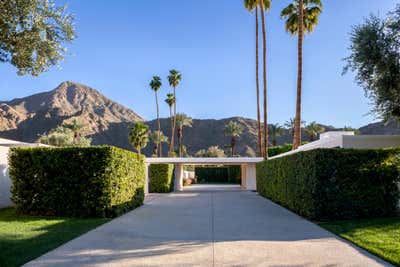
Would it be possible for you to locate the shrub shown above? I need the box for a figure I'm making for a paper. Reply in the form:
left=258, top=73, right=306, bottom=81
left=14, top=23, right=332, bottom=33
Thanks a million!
left=149, top=164, right=174, bottom=193
left=183, top=178, right=192, bottom=186
left=9, top=146, right=145, bottom=218
left=268, top=144, right=292, bottom=157
left=195, top=166, right=241, bottom=184
left=257, top=148, right=400, bottom=221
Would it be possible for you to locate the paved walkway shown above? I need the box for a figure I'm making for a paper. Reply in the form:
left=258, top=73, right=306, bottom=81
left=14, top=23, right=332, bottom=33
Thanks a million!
left=26, top=186, right=391, bottom=266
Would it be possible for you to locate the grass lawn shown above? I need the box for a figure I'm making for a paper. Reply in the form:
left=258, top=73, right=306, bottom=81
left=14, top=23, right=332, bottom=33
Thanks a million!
left=321, top=217, right=400, bottom=266
left=0, top=207, right=110, bottom=267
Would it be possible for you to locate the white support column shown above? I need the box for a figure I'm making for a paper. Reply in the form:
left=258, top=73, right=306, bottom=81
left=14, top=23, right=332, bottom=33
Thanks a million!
left=244, top=163, right=257, bottom=191
left=241, top=164, right=246, bottom=189
left=144, top=163, right=150, bottom=195
left=174, top=163, right=184, bottom=191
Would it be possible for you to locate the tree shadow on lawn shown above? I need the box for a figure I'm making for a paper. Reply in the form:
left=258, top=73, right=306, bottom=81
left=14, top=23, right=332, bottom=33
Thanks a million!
left=0, top=208, right=109, bottom=267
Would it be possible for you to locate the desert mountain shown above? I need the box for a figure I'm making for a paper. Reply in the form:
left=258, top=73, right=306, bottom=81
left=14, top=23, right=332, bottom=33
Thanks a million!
left=0, top=81, right=143, bottom=145
left=0, top=81, right=399, bottom=156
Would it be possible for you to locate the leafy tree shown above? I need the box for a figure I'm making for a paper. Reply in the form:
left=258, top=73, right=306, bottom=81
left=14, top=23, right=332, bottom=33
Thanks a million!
left=150, top=76, right=163, bottom=156
left=0, top=0, right=75, bottom=76
left=344, top=6, right=400, bottom=122
left=268, top=123, right=284, bottom=146
left=128, top=122, right=149, bottom=156
left=305, top=121, right=325, bottom=141
left=224, top=121, right=244, bottom=157
left=167, top=69, right=182, bottom=154
left=149, top=130, right=168, bottom=157
left=195, top=146, right=226, bottom=158
left=175, top=113, right=193, bottom=157
left=243, top=0, right=270, bottom=157
left=39, top=124, right=91, bottom=147
left=281, top=0, right=322, bottom=149
left=63, top=119, right=85, bottom=143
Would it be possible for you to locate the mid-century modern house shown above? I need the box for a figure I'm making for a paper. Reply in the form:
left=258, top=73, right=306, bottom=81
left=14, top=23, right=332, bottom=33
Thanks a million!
left=1, top=132, right=400, bottom=208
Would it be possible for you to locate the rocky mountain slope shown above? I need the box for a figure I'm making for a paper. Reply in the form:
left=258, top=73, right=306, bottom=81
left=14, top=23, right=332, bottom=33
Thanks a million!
left=0, top=81, right=143, bottom=146
left=0, top=81, right=399, bottom=156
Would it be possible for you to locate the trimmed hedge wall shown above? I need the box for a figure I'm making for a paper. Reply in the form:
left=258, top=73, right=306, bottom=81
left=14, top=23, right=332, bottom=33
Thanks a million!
left=149, top=164, right=174, bottom=193
left=257, top=148, right=400, bottom=221
left=9, top=146, right=146, bottom=218
left=195, top=166, right=241, bottom=184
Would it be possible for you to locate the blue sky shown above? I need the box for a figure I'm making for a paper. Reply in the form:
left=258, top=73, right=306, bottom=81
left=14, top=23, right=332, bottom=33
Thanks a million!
left=0, top=0, right=398, bottom=127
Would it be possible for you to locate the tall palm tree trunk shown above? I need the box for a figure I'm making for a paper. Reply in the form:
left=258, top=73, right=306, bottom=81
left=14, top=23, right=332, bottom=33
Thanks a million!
left=293, top=0, right=304, bottom=150
left=255, top=6, right=262, bottom=157
left=155, top=92, right=161, bottom=157
left=170, top=87, right=177, bottom=154
left=230, top=136, right=235, bottom=157
left=177, top=128, right=182, bottom=157
left=169, top=106, right=173, bottom=155
left=260, top=1, right=268, bottom=159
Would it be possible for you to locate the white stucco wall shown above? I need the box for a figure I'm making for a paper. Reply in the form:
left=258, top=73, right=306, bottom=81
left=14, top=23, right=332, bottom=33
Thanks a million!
left=0, top=146, right=12, bottom=208
left=343, top=135, right=400, bottom=149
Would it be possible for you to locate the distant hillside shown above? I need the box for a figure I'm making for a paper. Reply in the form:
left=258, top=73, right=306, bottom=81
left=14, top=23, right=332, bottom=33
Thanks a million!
left=1, top=81, right=399, bottom=156
left=0, top=81, right=143, bottom=146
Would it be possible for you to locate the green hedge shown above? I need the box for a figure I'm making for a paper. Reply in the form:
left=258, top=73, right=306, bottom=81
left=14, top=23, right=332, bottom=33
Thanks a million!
left=149, top=164, right=174, bottom=193
left=9, top=146, right=146, bottom=218
left=257, top=148, right=400, bottom=221
left=195, top=166, right=241, bottom=184
left=268, top=144, right=292, bottom=157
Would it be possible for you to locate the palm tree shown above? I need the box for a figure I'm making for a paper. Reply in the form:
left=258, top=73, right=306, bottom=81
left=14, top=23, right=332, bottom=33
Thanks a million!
left=244, top=0, right=264, bottom=157
left=149, top=130, right=169, bottom=156
left=167, top=69, right=182, bottom=154
left=150, top=76, right=162, bottom=156
left=281, top=0, right=322, bottom=150
left=224, top=121, right=244, bottom=157
left=175, top=113, right=193, bottom=157
left=305, top=121, right=325, bottom=141
left=285, top=117, right=305, bottom=139
left=259, top=0, right=271, bottom=159
left=268, top=123, right=284, bottom=146
left=63, top=119, right=84, bottom=143
left=165, top=93, right=176, bottom=155
left=128, top=122, right=149, bottom=156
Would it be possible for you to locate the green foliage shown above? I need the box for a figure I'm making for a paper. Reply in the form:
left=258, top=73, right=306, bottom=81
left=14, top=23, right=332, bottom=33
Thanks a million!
left=268, top=123, right=284, bottom=146
left=281, top=0, right=323, bottom=35
left=267, top=144, right=292, bottom=157
left=39, top=120, right=92, bottom=147
left=305, top=121, right=325, bottom=141
left=9, top=146, right=146, bottom=218
left=149, top=164, right=174, bottom=193
left=257, top=148, right=400, bottom=221
left=244, top=0, right=271, bottom=11
left=128, top=122, right=149, bottom=155
left=0, top=0, right=75, bottom=76
left=0, top=207, right=109, bottom=267
left=195, top=166, right=241, bottom=184
left=344, top=5, right=400, bottom=122
left=168, top=69, right=182, bottom=89
left=150, top=76, right=162, bottom=92
left=321, top=217, right=400, bottom=266
left=195, top=146, right=226, bottom=157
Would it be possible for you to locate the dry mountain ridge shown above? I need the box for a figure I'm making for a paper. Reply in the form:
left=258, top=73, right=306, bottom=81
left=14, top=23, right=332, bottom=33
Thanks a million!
left=0, top=81, right=143, bottom=144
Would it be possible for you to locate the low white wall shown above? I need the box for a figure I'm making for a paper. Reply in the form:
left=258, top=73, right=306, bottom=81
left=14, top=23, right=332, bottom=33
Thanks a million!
left=0, top=146, right=12, bottom=209
left=343, top=135, right=400, bottom=149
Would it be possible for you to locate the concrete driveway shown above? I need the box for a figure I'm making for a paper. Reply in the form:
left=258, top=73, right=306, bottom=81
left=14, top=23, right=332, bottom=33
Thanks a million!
left=26, top=185, right=391, bottom=267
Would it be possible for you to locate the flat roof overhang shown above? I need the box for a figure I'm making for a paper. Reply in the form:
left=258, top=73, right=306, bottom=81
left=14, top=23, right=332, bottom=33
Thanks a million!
left=145, top=157, right=264, bottom=165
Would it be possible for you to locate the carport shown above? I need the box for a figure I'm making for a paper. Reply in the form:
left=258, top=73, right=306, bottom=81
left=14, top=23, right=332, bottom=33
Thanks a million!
left=144, top=157, right=264, bottom=193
